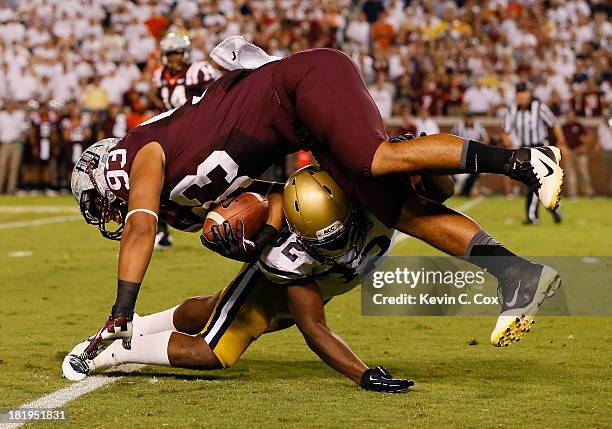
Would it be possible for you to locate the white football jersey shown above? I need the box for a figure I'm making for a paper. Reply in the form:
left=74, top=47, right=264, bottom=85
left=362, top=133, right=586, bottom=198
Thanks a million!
left=257, top=211, right=396, bottom=301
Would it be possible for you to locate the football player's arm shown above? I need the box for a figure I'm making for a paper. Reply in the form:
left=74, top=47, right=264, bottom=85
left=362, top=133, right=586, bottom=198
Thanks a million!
left=265, top=191, right=284, bottom=231
left=116, top=142, right=165, bottom=298
left=83, top=142, right=165, bottom=356
left=287, top=282, right=412, bottom=392
left=149, top=77, right=164, bottom=111
left=286, top=281, right=367, bottom=384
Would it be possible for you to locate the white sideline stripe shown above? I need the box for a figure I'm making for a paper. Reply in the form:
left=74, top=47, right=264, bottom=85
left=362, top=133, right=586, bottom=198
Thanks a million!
left=395, top=197, right=484, bottom=243
left=0, top=364, right=145, bottom=429
left=0, top=215, right=82, bottom=230
left=0, top=206, right=78, bottom=214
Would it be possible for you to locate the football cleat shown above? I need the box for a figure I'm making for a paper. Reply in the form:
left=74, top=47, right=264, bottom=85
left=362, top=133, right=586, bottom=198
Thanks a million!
left=62, top=340, right=93, bottom=381
left=491, top=263, right=561, bottom=347
left=505, top=147, right=564, bottom=210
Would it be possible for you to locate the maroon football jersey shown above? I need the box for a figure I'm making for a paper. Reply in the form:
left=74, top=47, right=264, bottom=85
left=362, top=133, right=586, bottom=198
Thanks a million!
left=105, top=65, right=301, bottom=230
left=30, top=111, right=58, bottom=161
left=153, top=61, right=217, bottom=110
left=106, top=49, right=411, bottom=230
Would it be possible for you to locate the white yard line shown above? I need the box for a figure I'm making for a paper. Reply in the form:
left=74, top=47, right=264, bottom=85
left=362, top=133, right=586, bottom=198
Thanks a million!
left=0, top=206, right=77, bottom=214
left=395, top=197, right=484, bottom=243
left=0, top=365, right=145, bottom=429
left=0, top=215, right=83, bottom=230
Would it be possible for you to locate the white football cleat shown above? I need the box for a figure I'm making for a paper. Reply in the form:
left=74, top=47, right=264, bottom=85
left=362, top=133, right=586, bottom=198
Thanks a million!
left=491, top=263, right=562, bottom=347
left=62, top=340, right=92, bottom=381
left=506, top=147, right=564, bottom=210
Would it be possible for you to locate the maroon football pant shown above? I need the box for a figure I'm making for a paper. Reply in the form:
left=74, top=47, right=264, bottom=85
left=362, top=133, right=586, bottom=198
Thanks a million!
left=274, top=49, right=412, bottom=227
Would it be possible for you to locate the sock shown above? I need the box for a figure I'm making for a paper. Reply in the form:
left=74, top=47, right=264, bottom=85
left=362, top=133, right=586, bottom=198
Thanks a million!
left=132, top=306, right=178, bottom=339
left=91, top=331, right=172, bottom=371
left=460, top=139, right=515, bottom=174
left=464, top=230, right=527, bottom=279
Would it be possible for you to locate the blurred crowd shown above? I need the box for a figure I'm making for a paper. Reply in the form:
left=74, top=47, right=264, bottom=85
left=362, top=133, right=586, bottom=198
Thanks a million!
left=0, top=0, right=609, bottom=195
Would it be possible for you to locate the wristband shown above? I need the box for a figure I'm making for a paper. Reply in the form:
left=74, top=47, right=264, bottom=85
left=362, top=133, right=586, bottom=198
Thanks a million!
left=252, top=224, right=279, bottom=249
left=125, top=208, right=158, bottom=223
left=111, top=280, right=141, bottom=318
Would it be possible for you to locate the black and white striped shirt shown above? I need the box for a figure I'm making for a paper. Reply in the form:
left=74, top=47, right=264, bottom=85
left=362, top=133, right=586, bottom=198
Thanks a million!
left=503, top=98, right=556, bottom=147
left=451, top=120, right=489, bottom=142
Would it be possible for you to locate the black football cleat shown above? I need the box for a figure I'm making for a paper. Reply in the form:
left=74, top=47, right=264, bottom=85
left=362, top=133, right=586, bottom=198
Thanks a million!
left=491, top=262, right=561, bottom=347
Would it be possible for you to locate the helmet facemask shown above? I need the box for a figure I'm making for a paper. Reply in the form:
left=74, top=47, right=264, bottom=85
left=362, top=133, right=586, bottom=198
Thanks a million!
left=71, top=138, right=126, bottom=240
left=79, top=189, right=127, bottom=241
left=160, top=33, right=191, bottom=71
left=293, top=207, right=369, bottom=265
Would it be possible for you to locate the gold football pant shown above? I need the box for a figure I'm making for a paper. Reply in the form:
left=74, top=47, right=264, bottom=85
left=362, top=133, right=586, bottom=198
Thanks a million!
left=200, top=264, right=296, bottom=368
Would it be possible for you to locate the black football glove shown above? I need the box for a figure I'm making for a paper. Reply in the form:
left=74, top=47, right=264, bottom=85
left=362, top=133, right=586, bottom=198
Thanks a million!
left=388, top=131, right=427, bottom=143
left=201, top=220, right=278, bottom=263
left=360, top=366, right=414, bottom=393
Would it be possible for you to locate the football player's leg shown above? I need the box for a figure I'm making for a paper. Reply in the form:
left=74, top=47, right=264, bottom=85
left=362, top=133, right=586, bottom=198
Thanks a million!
left=63, top=267, right=259, bottom=380
left=395, top=194, right=560, bottom=347
left=64, top=295, right=224, bottom=380
left=131, top=294, right=220, bottom=339
left=63, top=330, right=222, bottom=381
left=154, top=220, right=173, bottom=250
left=280, top=49, right=502, bottom=177
left=525, top=189, right=540, bottom=224
left=283, top=49, right=562, bottom=209
left=411, top=175, right=455, bottom=203
left=200, top=265, right=288, bottom=368
left=373, top=137, right=564, bottom=210
left=95, top=331, right=221, bottom=371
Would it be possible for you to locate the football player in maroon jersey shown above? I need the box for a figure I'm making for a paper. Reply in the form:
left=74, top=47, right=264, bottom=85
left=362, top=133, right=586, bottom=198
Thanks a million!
left=28, top=102, right=59, bottom=192
left=150, top=32, right=218, bottom=250
left=60, top=103, right=91, bottom=189
left=71, top=48, right=563, bottom=356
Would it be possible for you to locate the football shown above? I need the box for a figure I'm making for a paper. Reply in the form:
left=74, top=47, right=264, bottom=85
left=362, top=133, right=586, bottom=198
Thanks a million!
left=202, top=192, right=269, bottom=242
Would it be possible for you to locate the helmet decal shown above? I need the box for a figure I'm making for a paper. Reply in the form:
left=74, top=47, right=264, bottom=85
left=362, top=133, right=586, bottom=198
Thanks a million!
left=71, top=138, right=125, bottom=240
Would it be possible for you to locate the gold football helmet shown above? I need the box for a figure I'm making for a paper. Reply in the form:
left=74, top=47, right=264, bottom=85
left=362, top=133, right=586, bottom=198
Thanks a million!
left=283, top=165, right=366, bottom=262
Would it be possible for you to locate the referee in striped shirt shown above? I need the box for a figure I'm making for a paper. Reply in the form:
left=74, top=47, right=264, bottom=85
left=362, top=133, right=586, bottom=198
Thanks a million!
left=502, top=83, right=568, bottom=224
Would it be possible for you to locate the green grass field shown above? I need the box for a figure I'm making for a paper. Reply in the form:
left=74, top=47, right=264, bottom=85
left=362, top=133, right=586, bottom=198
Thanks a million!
left=1, top=195, right=611, bottom=428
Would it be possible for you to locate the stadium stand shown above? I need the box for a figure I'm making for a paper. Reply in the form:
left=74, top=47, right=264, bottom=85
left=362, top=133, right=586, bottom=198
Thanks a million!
left=0, top=0, right=609, bottom=194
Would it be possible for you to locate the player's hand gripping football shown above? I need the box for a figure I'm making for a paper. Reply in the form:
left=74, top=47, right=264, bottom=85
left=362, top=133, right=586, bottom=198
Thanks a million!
left=360, top=366, right=414, bottom=393
left=81, top=314, right=133, bottom=360
left=201, top=220, right=278, bottom=263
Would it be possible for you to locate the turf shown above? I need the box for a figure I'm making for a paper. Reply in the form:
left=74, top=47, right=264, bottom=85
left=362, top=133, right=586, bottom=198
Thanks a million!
left=0, top=196, right=610, bottom=428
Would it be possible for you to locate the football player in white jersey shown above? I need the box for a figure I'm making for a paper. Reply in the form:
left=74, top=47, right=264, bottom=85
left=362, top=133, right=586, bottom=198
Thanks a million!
left=151, top=32, right=218, bottom=250
left=63, top=166, right=445, bottom=392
